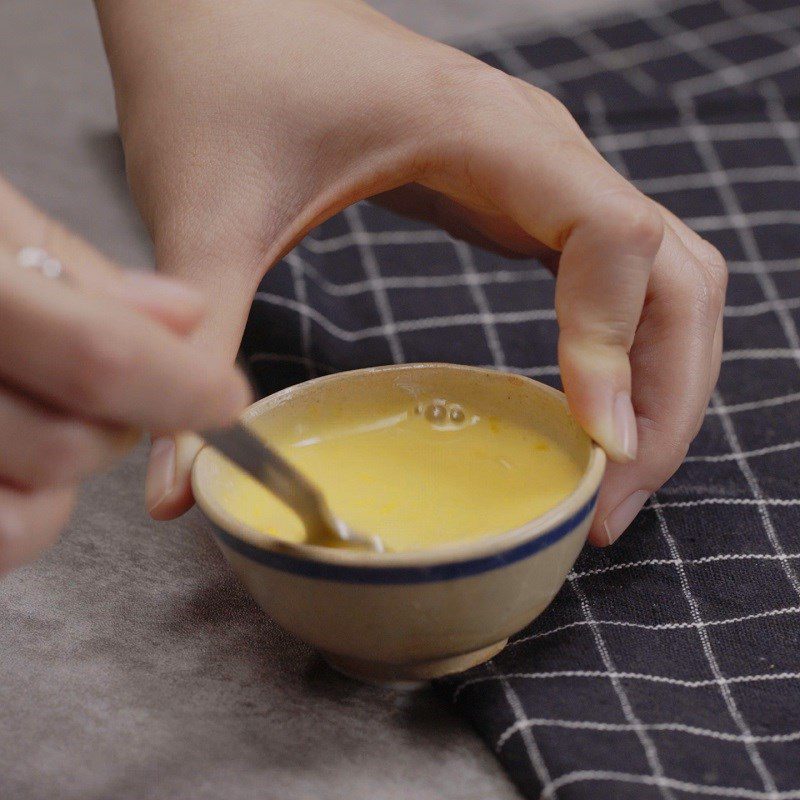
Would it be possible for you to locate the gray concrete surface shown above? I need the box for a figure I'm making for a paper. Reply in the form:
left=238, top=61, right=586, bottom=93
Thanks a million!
left=0, top=2, right=624, bottom=798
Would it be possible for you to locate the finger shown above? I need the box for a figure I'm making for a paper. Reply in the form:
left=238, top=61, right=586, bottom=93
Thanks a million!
left=0, top=384, right=139, bottom=489
left=373, top=184, right=550, bottom=261
left=587, top=224, right=725, bottom=545
left=0, top=256, right=252, bottom=431
left=0, top=176, right=206, bottom=335
left=0, top=483, right=75, bottom=575
left=145, top=432, right=203, bottom=519
left=709, top=305, right=723, bottom=397
left=44, top=225, right=207, bottom=335
left=428, top=83, right=664, bottom=461
left=655, top=205, right=727, bottom=402
left=142, top=223, right=265, bottom=520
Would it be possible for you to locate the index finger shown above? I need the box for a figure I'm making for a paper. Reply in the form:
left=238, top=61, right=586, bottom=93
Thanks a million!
left=443, top=82, right=663, bottom=460
left=0, top=257, right=251, bottom=431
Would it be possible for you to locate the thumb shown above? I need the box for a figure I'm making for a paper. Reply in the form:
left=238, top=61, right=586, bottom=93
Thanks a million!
left=144, top=235, right=265, bottom=520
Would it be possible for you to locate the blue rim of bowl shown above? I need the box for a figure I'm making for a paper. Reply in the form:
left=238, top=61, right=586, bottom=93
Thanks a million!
left=210, top=490, right=597, bottom=585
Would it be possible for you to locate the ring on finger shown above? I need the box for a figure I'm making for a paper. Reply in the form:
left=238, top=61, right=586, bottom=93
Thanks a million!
left=17, top=246, right=68, bottom=282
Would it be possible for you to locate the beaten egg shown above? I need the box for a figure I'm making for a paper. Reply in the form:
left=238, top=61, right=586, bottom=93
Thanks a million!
left=214, top=397, right=582, bottom=552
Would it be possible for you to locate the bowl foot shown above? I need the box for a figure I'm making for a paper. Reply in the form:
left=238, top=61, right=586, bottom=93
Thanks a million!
left=321, top=639, right=509, bottom=688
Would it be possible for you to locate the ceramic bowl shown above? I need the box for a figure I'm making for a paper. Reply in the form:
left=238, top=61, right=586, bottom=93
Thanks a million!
left=191, top=363, right=605, bottom=685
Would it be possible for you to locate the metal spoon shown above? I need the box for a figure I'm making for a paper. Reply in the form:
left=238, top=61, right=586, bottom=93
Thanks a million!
left=201, top=422, right=385, bottom=552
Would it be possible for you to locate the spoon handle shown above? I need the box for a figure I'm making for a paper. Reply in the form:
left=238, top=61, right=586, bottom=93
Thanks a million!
left=201, top=422, right=330, bottom=538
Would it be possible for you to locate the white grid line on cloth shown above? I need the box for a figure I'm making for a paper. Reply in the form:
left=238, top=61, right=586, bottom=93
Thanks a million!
left=478, top=28, right=562, bottom=95
left=590, top=120, right=800, bottom=153
left=507, top=605, right=800, bottom=646
left=676, top=89, right=800, bottom=605
left=284, top=251, right=316, bottom=379
left=653, top=499, right=780, bottom=795
left=518, top=4, right=800, bottom=85
left=252, top=293, right=557, bottom=341
left=729, top=259, right=800, bottom=274
left=678, top=87, right=800, bottom=371
left=571, top=552, right=800, bottom=580
left=705, top=390, right=800, bottom=415
left=722, top=348, right=800, bottom=361
left=342, top=205, right=404, bottom=363
left=564, top=575, right=677, bottom=800
left=540, top=770, right=800, bottom=800
left=684, top=440, right=800, bottom=461
left=497, top=718, right=800, bottom=752
left=726, top=0, right=800, bottom=53
left=710, top=389, right=800, bottom=597
left=649, top=497, right=800, bottom=508
left=684, top=209, right=800, bottom=232
left=452, top=239, right=508, bottom=369
left=452, top=670, right=800, bottom=703
left=674, top=40, right=800, bottom=94
left=494, top=664, right=554, bottom=798
left=569, top=24, right=659, bottom=94
left=763, top=78, right=800, bottom=169
left=291, top=250, right=551, bottom=297
left=301, top=228, right=452, bottom=253
left=706, top=392, right=800, bottom=415
left=497, top=364, right=562, bottom=377
left=636, top=165, right=800, bottom=194
left=510, top=351, right=800, bottom=378
left=644, top=5, right=753, bottom=87
left=724, top=297, right=800, bottom=318
left=683, top=441, right=800, bottom=464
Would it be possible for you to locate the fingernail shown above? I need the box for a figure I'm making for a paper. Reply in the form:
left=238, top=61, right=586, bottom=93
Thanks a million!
left=613, top=391, right=638, bottom=461
left=145, top=437, right=176, bottom=513
left=121, top=271, right=204, bottom=307
left=603, top=490, right=650, bottom=545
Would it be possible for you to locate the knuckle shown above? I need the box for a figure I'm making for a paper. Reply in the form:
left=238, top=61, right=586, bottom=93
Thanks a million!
left=429, top=55, right=580, bottom=145
left=682, top=252, right=726, bottom=324
left=559, top=314, right=633, bottom=350
left=698, top=241, right=728, bottom=308
left=600, top=193, right=665, bottom=255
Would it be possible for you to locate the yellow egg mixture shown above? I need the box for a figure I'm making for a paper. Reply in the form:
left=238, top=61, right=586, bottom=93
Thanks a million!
left=217, top=401, right=582, bottom=552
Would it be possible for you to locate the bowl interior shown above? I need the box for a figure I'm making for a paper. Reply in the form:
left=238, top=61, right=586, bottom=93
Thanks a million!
left=192, top=363, right=603, bottom=563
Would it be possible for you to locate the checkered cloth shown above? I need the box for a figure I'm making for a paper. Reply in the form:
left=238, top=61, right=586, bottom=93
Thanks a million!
left=240, top=1, right=800, bottom=797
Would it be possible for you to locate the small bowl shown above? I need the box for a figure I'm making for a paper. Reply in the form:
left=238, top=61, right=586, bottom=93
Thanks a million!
left=192, top=364, right=605, bottom=685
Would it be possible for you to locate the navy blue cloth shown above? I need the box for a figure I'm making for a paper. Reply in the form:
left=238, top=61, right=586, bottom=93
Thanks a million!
left=241, top=1, right=800, bottom=797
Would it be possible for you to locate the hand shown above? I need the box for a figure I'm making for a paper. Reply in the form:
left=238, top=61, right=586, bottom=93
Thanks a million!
left=0, top=177, right=252, bottom=573
left=96, top=0, right=726, bottom=543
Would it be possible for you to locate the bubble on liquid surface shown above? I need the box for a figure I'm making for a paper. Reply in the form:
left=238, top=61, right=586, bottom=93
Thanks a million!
left=416, top=399, right=468, bottom=428
left=448, top=404, right=465, bottom=423
left=425, top=400, right=448, bottom=424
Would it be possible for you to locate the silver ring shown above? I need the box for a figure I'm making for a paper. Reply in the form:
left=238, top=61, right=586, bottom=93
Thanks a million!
left=17, top=246, right=66, bottom=281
